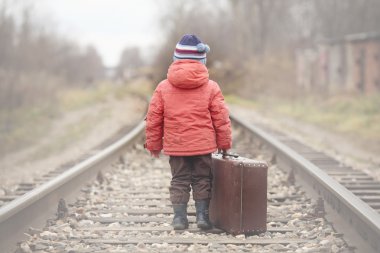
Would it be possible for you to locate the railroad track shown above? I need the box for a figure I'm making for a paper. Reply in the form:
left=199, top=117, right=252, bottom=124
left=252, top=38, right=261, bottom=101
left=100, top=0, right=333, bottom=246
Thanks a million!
left=1, top=112, right=379, bottom=252
left=0, top=124, right=139, bottom=209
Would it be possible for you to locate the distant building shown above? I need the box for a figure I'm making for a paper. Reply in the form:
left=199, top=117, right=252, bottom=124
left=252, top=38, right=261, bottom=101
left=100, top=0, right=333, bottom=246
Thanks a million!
left=295, top=48, right=317, bottom=90
left=346, top=33, right=380, bottom=93
left=296, top=32, right=380, bottom=94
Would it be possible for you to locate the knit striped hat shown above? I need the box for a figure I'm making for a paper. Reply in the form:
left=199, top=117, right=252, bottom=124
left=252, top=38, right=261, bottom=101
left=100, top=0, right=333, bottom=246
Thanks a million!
left=173, top=34, right=210, bottom=64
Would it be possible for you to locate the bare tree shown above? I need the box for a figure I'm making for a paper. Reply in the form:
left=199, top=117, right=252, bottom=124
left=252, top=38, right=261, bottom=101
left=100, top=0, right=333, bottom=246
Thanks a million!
left=0, top=1, right=105, bottom=146
left=0, top=3, right=15, bottom=69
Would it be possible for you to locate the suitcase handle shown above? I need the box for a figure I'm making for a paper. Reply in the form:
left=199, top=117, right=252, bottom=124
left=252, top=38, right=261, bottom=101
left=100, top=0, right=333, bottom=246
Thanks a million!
left=219, top=151, right=239, bottom=158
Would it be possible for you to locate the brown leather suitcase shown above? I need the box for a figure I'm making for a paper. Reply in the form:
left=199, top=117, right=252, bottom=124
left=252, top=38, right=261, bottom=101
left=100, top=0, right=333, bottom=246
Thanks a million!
left=210, top=153, right=268, bottom=235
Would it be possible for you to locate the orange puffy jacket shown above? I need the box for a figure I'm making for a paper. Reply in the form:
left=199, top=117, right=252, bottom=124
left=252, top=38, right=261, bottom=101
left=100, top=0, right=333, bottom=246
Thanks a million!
left=145, top=59, right=232, bottom=156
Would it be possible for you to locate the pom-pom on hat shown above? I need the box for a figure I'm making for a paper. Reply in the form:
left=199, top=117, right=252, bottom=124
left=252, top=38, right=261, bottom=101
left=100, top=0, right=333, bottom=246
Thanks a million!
left=173, top=34, right=210, bottom=64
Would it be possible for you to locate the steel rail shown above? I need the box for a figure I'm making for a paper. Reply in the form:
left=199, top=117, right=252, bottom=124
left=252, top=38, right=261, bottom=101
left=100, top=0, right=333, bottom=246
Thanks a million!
left=0, top=121, right=145, bottom=253
left=230, top=113, right=380, bottom=253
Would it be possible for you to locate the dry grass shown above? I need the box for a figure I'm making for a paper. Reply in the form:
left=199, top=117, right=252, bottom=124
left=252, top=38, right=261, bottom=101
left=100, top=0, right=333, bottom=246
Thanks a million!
left=28, top=109, right=109, bottom=160
left=0, top=78, right=150, bottom=157
left=271, top=94, right=380, bottom=141
left=228, top=94, right=380, bottom=143
left=59, top=82, right=115, bottom=112
left=113, top=78, right=152, bottom=100
left=211, top=51, right=296, bottom=99
left=0, top=105, right=54, bottom=155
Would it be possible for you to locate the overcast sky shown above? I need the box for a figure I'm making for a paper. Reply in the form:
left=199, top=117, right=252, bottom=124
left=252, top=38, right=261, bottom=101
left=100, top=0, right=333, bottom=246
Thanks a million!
left=36, top=0, right=166, bottom=66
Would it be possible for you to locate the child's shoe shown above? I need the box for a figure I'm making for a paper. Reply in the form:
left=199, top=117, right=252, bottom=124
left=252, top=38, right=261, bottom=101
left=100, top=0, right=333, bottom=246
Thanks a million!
left=195, top=199, right=212, bottom=230
left=172, top=203, right=189, bottom=230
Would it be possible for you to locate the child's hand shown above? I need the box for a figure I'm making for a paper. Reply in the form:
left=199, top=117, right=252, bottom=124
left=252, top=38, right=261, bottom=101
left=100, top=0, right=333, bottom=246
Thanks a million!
left=218, top=148, right=228, bottom=154
left=150, top=150, right=161, bottom=158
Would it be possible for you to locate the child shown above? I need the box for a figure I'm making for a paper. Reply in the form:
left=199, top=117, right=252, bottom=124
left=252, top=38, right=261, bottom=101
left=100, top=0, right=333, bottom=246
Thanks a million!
left=145, top=34, right=232, bottom=230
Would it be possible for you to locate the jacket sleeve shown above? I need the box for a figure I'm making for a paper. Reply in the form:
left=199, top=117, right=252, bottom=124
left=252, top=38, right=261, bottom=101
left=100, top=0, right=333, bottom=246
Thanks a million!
left=145, top=87, right=164, bottom=151
left=209, top=83, right=232, bottom=150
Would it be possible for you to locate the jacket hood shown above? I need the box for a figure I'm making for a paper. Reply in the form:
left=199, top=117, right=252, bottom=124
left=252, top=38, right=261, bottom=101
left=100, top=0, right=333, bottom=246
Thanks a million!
left=167, top=60, right=209, bottom=89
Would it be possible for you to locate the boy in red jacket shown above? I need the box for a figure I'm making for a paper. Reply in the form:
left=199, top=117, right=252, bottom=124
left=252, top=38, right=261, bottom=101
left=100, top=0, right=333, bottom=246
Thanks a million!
left=145, top=34, right=232, bottom=230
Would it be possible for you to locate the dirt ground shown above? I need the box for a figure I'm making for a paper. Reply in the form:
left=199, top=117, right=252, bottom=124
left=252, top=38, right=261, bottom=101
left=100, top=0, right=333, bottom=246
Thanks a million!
left=0, top=94, right=147, bottom=191
left=230, top=105, right=380, bottom=181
